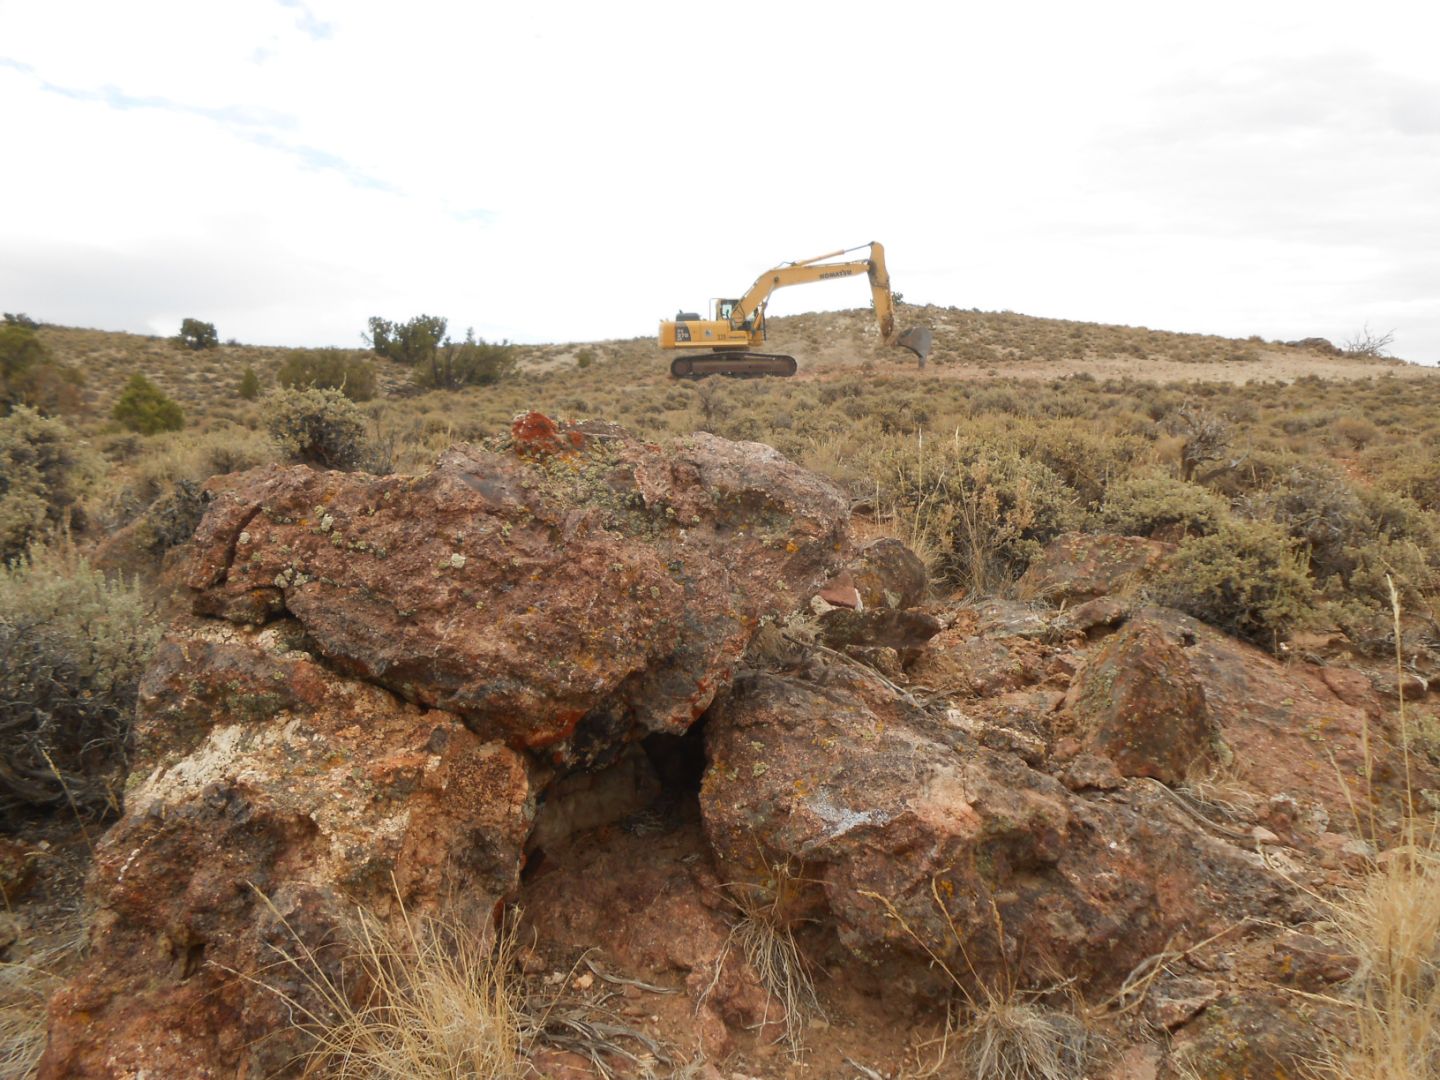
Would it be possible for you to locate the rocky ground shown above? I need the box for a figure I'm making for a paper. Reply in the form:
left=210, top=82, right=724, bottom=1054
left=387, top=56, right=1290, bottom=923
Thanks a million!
left=4, top=409, right=1436, bottom=1078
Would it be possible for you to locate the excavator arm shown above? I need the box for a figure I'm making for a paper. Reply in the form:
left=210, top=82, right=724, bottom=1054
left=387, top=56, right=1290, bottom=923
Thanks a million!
left=730, top=242, right=899, bottom=343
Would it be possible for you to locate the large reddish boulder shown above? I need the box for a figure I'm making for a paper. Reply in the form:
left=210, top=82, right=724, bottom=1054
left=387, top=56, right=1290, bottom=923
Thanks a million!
left=1066, top=617, right=1213, bottom=782
left=1063, top=609, right=1383, bottom=816
left=185, top=416, right=851, bottom=766
left=700, top=660, right=1295, bottom=999
left=41, top=618, right=536, bottom=1079
left=1017, top=532, right=1173, bottom=604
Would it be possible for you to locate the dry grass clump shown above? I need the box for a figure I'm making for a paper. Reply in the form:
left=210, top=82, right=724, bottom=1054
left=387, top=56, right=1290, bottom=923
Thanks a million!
left=258, top=897, right=528, bottom=1080
left=1309, top=581, right=1440, bottom=1080
left=865, top=884, right=1090, bottom=1080
left=958, top=1002, right=1089, bottom=1080
left=0, top=915, right=86, bottom=1079
left=1318, top=844, right=1440, bottom=1079
left=258, top=892, right=685, bottom=1080
left=704, top=857, right=821, bottom=1060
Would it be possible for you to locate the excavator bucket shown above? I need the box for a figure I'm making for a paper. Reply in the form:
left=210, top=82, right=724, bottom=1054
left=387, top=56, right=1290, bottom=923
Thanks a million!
left=894, top=326, right=933, bottom=367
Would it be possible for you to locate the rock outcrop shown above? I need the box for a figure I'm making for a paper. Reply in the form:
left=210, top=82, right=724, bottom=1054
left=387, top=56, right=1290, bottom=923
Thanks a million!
left=700, top=659, right=1297, bottom=999
left=1063, top=608, right=1379, bottom=817
left=36, top=414, right=1424, bottom=1077
left=41, top=416, right=855, bottom=1078
left=1017, top=532, right=1172, bottom=604
left=185, top=415, right=850, bottom=766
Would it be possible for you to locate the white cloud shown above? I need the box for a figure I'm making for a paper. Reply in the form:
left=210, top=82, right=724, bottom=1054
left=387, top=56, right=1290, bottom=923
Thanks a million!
left=1, top=0, right=1437, bottom=361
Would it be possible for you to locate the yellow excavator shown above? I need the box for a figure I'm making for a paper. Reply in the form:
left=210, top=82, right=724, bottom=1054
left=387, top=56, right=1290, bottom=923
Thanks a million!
left=659, top=241, right=933, bottom=378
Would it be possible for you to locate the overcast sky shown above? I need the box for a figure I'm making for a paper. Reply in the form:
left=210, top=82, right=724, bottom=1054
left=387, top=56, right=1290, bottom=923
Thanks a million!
left=3, top=1, right=1437, bottom=363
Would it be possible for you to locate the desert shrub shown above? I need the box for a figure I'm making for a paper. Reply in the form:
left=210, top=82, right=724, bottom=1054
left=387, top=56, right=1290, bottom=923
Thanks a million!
left=238, top=366, right=261, bottom=401
left=264, top=387, right=371, bottom=471
left=0, top=543, right=161, bottom=817
left=113, top=373, right=185, bottom=434
left=1252, top=463, right=1366, bottom=583
left=1374, top=454, right=1440, bottom=512
left=366, top=314, right=447, bottom=367
left=865, top=431, right=1081, bottom=594
left=3, top=312, right=39, bottom=329
left=1170, top=404, right=1234, bottom=482
left=0, top=324, right=82, bottom=416
left=1357, top=488, right=1440, bottom=550
left=1341, top=535, right=1439, bottom=619
left=1013, top=419, right=1151, bottom=507
left=277, top=349, right=377, bottom=401
left=1341, top=324, right=1395, bottom=358
left=0, top=408, right=92, bottom=563
left=91, top=427, right=275, bottom=535
left=1098, top=472, right=1227, bottom=538
left=1331, top=414, right=1379, bottom=448
left=414, top=332, right=516, bottom=391
left=177, top=318, right=219, bottom=350
left=1149, top=520, right=1317, bottom=650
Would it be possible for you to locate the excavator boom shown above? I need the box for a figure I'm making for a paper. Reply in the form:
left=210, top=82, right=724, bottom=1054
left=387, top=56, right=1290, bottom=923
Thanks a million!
left=659, top=242, right=931, bottom=377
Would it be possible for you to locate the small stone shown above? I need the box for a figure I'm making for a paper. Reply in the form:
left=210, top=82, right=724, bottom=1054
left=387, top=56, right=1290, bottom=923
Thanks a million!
left=1059, top=751, right=1124, bottom=792
left=238, top=531, right=251, bottom=545
left=1147, top=976, right=1221, bottom=1030
left=449, top=552, right=466, bottom=569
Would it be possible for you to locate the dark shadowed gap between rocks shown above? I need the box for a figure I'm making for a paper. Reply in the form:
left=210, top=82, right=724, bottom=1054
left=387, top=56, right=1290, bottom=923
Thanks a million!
left=521, top=716, right=711, bottom=882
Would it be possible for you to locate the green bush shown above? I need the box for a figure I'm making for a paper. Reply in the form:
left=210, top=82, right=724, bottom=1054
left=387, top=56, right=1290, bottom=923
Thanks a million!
left=1375, top=454, right=1440, bottom=512
left=1149, top=520, right=1317, bottom=651
left=0, top=323, right=82, bottom=416
left=113, top=373, right=185, bottom=434
left=1098, top=472, right=1227, bottom=538
left=92, top=427, right=276, bottom=535
left=1013, top=419, right=1151, bottom=507
left=0, top=407, right=91, bottom=563
left=3, top=312, right=40, bottom=330
left=0, top=543, right=161, bottom=817
left=238, top=366, right=261, bottom=401
left=414, top=331, right=516, bottom=391
left=264, top=387, right=372, bottom=471
left=865, top=431, right=1081, bottom=594
left=1252, top=463, right=1364, bottom=583
left=178, top=318, right=219, bottom=351
left=366, top=314, right=447, bottom=367
left=277, top=349, right=377, bottom=401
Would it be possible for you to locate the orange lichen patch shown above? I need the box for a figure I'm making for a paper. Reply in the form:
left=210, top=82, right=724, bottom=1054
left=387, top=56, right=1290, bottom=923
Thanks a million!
left=524, top=707, right=588, bottom=749
left=511, top=411, right=585, bottom=458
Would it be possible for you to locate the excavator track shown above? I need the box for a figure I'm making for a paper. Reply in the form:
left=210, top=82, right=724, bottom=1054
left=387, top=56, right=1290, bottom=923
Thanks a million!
left=670, top=353, right=798, bottom=379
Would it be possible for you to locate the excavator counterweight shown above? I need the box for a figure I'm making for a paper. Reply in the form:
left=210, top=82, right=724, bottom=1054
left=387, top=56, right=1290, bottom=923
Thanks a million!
left=659, top=242, right=931, bottom=378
